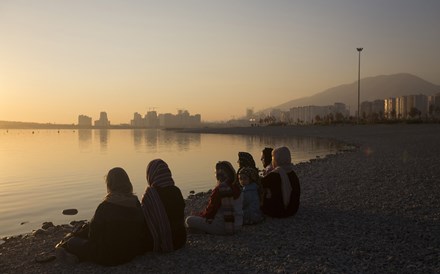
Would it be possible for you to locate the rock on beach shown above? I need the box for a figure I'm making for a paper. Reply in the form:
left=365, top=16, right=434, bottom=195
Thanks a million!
left=1, top=124, right=439, bottom=273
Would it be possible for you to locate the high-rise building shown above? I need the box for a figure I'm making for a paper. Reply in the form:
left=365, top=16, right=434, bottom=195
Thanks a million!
left=78, top=115, right=92, bottom=127
left=94, top=112, right=110, bottom=127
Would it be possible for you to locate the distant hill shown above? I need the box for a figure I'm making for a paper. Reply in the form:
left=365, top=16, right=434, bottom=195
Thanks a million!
left=261, top=73, right=440, bottom=114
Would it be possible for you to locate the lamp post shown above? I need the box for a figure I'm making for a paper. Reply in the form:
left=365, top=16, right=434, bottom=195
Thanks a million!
left=356, top=47, right=363, bottom=124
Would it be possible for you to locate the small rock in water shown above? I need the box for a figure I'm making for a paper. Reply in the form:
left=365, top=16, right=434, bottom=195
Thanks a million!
left=62, top=209, right=78, bottom=215
left=189, top=190, right=195, bottom=194
left=20, top=221, right=29, bottom=225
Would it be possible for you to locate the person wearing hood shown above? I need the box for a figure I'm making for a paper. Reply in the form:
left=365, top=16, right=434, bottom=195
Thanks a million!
left=185, top=161, right=243, bottom=235
left=55, top=167, right=149, bottom=266
left=260, top=147, right=300, bottom=218
left=141, top=159, right=186, bottom=252
left=238, top=167, right=264, bottom=225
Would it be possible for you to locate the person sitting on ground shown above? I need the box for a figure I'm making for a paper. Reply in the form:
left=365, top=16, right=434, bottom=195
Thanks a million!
left=261, top=147, right=300, bottom=218
left=55, top=167, right=149, bottom=266
left=141, top=159, right=186, bottom=252
left=238, top=167, right=264, bottom=225
left=185, top=161, right=243, bottom=235
left=260, top=147, right=274, bottom=176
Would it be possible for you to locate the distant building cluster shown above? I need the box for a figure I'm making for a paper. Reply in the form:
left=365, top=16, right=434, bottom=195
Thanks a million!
left=288, top=103, right=350, bottom=124
left=78, top=110, right=201, bottom=128
left=131, top=109, right=201, bottom=128
left=382, top=94, right=440, bottom=120
left=253, top=92, right=440, bottom=125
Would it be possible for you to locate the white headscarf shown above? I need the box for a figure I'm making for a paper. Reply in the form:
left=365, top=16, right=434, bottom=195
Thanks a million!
left=271, top=146, right=294, bottom=208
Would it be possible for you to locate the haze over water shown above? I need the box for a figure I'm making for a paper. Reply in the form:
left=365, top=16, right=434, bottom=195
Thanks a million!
left=0, top=129, right=346, bottom=237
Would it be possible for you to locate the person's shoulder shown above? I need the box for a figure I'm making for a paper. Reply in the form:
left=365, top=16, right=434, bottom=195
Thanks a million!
left=262, top=171, right=281, bottom=180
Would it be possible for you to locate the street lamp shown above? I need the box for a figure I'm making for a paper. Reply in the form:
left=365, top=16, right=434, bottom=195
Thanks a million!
left=356, top=47, right=363, bottom=124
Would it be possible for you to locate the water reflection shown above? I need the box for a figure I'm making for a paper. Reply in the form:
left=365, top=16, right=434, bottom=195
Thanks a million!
left=96, top=129, right=109, bottom=151
left=78, top=129, right=92, bottom=151
left=131, top=129, right=201, bottom=152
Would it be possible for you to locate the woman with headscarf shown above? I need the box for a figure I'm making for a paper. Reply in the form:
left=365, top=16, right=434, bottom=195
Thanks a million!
left=141, top=159, right=186, bottom=252
left=55, top=167, right=149, bottom=266
left=185, top=161, right=243, bottom=235
left=260, top=147, right=300, bottom=218
left=237, top=151, right=258, bottom=175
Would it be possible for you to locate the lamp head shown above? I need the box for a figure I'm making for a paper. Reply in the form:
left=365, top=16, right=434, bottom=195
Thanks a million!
left=357, top=47, right=363, bottom=52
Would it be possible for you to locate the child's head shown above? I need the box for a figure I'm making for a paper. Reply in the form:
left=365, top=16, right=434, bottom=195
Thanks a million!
left=238, top=167, right=254, bottom=186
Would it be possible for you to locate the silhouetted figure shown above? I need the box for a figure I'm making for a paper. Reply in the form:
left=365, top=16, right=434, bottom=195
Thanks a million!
left=141, top=159, right=186, bottom=252
left=261, top=147, right=300, bottom=218
left=55, top=167, right=149, bottom=266
left=260, top=147, right=274, bottom=176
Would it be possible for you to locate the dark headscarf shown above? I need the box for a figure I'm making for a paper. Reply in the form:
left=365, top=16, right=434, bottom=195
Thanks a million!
left=238, top=152, right=257, bottom=169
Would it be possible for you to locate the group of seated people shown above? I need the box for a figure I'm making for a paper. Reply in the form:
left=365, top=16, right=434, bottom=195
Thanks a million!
left=55, top=146, right=300, bottom=266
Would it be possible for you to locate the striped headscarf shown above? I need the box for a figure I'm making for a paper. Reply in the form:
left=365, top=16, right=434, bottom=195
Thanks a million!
left=141, top=159, right=174, bottom=252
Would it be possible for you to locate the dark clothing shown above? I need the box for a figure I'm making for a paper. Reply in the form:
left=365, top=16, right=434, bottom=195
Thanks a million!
left=152, top=185, right=187, bottom=250
left=63, top=200, right=150, bottom=266
left=261, top=171, right=300, bottom=218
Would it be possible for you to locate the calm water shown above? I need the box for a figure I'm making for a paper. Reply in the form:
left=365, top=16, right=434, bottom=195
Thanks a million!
left=0, top=129, right=344, bottom=237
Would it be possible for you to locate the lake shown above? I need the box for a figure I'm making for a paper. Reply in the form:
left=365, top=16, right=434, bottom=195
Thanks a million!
left=0, top=129, right=344, bottom=237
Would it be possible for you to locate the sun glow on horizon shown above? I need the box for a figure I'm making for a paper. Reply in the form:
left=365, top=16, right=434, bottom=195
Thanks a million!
left=1, top=1, right=439, bottom=124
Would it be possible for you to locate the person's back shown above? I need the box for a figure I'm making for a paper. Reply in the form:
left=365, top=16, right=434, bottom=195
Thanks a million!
left=261, top=170, right=300, bottom=218
left=89, top=199, right=149, bottom=265
left=142, top=159, right=187, bottom=252
left=155, top=185, right=186, bottom=250
left=242, top=182, right=264, bottom=224
left=239, top=167, right=264, bottom=224
left=55, top=167, right=150, bottom=266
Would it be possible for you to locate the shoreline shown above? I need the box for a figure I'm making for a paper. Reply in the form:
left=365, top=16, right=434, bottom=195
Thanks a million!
left=1, top=124, right=439, bottom=273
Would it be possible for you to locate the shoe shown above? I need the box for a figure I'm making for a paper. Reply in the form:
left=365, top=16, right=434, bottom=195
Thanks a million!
left=55, top=245, right=79, bottom=264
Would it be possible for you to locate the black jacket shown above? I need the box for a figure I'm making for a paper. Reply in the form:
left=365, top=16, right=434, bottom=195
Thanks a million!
left=89, top=200, right=149, bottom=266
left=146, top=185, right=187, bottom=251
left=261, top=170, right=300, bottom=218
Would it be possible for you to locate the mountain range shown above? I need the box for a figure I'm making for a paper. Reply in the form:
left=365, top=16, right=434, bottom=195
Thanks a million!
left=261, top=73, right=440, bottom=115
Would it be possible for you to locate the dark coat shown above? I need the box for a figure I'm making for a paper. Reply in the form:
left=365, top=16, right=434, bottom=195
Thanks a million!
left=150, top=185, right=187, bottom=250
left=88, top=200, right=149, bottom=266
left=260, top=170, right=300, bottom=218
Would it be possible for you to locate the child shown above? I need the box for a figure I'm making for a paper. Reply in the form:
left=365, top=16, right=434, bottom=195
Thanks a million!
left=238, top=167, right=264, bottom=225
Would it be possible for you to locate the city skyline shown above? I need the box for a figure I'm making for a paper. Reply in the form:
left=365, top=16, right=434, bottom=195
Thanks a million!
left=1, top=1, right=440, bottom=124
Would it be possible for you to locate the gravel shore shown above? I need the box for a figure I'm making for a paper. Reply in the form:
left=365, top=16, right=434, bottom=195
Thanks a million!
left=1, top=124, right=439, bottom=273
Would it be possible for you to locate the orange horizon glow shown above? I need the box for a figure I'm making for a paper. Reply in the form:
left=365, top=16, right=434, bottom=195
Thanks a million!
left=1, top=1, right=439, bottom=124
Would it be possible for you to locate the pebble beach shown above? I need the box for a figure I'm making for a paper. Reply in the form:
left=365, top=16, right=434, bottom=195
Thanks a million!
left=1, top=124, right=439, bottom=273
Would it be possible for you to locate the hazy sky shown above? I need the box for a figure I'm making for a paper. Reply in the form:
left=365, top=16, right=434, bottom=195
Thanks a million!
left=1, top=0, right=439, bottom=124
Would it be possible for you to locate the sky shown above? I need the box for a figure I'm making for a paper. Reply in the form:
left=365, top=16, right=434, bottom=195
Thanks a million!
left=1, top=0, right=439, bottom=124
